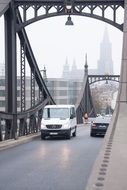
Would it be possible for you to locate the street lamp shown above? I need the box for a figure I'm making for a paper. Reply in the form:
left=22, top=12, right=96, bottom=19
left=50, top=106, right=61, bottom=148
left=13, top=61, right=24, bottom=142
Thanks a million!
left=65, top=15, right=74, bottom=25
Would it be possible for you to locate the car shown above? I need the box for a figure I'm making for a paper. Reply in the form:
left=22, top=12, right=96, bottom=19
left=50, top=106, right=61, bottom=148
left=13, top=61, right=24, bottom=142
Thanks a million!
left=90, top=115, right=111, bottom=137
left=41, top=104, right=77, bottom=140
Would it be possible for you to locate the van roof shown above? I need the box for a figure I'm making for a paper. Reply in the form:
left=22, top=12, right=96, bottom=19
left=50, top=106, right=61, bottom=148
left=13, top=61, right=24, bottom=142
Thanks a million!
left=44, top=104, right=75, bottom=109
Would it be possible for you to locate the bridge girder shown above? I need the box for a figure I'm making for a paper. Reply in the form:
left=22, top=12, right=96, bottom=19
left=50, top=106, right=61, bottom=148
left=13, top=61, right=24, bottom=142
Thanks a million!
left=0, top=2, right=55, bottom=140
left=88, top=74, right=120, bottom=84
left=14, top=0, right=124, bottom=31
left=76, top=75, right=96, bottom=124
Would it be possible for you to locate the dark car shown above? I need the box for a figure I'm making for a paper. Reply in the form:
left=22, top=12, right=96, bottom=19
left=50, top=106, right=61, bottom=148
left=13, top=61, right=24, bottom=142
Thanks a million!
left=90, top=115, right=111, bottom=137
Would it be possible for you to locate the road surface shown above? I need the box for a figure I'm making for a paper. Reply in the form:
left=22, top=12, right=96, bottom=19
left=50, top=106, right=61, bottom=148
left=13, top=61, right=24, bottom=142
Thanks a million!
left=0, top=124, right=103, bottom=190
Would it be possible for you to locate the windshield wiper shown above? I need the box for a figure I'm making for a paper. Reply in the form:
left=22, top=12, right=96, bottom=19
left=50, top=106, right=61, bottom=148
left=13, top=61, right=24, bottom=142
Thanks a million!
left=60, top=117, right=67, bottom=120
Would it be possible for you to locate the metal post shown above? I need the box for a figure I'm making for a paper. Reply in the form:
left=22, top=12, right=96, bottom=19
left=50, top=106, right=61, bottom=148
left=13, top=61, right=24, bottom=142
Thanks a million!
left=0, top=118, right=2, bottom=141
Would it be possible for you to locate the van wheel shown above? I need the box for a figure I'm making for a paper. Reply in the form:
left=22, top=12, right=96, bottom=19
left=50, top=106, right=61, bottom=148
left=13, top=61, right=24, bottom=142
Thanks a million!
left=66, top=130, right=71, bottom=139
left=72, top=127, right=77, bottom=137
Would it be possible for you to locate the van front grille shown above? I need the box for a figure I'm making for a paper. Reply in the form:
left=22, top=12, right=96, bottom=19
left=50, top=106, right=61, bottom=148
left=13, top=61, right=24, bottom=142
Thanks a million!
left=46, top=125, right=62, bottom=129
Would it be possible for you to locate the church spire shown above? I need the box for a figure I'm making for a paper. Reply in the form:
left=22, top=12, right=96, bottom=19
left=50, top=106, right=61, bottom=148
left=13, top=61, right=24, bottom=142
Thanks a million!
left=97, top=27, right=113, bottom=74
left=71, top=58, right=77, bottom=71
left=84, top=53, right=88, bottom=75
left=43, top=65, right=47, bottom=84
left=62, top=57, right=70, bottom=79
left=102, top=26, right=110, bottom=45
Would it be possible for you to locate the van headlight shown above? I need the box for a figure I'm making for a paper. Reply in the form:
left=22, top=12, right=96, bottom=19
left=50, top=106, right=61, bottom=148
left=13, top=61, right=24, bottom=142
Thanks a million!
left=41, top=123, right=46, bottom=129
left=63, top=123, right=69, bottom=129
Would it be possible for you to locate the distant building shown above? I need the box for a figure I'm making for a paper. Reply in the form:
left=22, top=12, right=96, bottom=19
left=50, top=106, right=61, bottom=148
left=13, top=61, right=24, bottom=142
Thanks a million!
left=0, top=76, right=83, bottom=111
left=62, top=27, right=114, bottom=80
left=0, top=61, right=83, bottom=110
left=97, top=27, right=114, bottom=75
left=62, top=58, right=70, bottom=80
left=0, top=76, right=39, bottom=112
left=62, top=57, right=97, bottom=80
left=47, top=78, right=82, bottom=104
left=0, top=62, right=5, bottom=76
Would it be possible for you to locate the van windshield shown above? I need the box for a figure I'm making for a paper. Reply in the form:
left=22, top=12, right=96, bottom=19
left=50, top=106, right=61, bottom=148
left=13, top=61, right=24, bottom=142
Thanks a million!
left=43, top=108, right=69, bottom=119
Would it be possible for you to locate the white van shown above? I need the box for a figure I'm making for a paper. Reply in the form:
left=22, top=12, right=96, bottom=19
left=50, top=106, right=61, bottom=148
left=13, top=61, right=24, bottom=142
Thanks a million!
left=41, top=105, right=77, bottom=139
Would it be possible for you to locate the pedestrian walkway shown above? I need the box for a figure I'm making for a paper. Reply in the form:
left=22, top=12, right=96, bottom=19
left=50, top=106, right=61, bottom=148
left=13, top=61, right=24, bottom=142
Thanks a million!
left=86, top=103, right=127, bottom=190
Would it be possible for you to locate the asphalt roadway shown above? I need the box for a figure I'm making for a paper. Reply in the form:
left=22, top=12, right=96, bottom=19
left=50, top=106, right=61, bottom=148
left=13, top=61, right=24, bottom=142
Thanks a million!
left=0, top=124, right=103, bottom=190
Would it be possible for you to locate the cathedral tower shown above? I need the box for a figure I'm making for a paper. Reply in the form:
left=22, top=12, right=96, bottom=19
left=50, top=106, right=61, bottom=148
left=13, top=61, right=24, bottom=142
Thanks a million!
left=62, top=57, right=70, bottom=79
left=97, top=27, right=114, bottom=75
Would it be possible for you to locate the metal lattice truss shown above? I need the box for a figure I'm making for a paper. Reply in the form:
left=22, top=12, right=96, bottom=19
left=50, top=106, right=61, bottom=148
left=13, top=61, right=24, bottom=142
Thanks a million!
left=20, top=41, right=26, bottom=112
left=0, top=1, right=55, bottom=140
left=75, top=75, right=96, bottom=124
left=75, top=74, right=120, bottom=124
left=88, top=74, right=120, bottom=84
left=15, top=0, right=124, bottom=31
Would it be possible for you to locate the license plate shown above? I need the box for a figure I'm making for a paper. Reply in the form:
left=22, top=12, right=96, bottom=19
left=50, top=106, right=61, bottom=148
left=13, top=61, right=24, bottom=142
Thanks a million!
left=99, top=125, right=106, bottom=128
left=50, top=132, right=58, bottom=135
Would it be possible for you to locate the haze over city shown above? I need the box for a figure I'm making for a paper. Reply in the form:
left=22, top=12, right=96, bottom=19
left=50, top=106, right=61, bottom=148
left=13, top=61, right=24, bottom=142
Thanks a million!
left=0, top=15, right=123, bottom=78
left=1, top=2, right=127, bottom=189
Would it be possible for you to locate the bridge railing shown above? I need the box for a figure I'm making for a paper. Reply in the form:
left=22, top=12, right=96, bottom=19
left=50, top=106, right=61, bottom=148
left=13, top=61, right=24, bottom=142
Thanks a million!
left=0, top=98, right=51, bottom=141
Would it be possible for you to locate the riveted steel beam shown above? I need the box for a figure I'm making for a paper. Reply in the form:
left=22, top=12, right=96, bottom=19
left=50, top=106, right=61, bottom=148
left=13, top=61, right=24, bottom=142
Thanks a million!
left=4, top=2, right=17, bottom=139
left=14, top=0, right=124, bottom=31
left=31, top=69, right=35, bottom=107
left=88, top=74, right=120, bottom=84
left=75, top=75, right=96, bottom=124
left=20, top=41, right=26, bottom=112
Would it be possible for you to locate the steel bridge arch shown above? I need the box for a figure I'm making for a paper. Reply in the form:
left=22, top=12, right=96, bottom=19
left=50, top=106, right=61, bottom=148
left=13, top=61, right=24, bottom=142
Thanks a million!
left=88, top=75, right=120, bottom=85
left=17, top=12, right=123, bottom=31
left=15, top=1, right=124, bottom=31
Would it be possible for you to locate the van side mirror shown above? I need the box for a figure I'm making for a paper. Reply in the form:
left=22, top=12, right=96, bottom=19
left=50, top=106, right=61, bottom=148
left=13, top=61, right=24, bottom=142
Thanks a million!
left=70, top=114, right=74, bottom=119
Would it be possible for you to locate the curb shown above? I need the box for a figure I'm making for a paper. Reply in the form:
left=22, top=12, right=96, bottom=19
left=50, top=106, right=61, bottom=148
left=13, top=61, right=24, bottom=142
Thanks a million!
left=0, top=132, right=41, bottom=150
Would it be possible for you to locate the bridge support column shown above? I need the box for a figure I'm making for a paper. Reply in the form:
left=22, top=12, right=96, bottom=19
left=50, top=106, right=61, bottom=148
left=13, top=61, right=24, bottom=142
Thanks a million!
left=118, top=0, right=127, bottom=102
left=19, top=118, right=27, bottom=136
left=4, top=3, right=17, bottom=139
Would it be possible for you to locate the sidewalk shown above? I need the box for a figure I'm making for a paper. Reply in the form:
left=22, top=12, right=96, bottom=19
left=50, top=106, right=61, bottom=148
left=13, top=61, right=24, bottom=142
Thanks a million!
left=0, top=132, right=40, bottom=150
